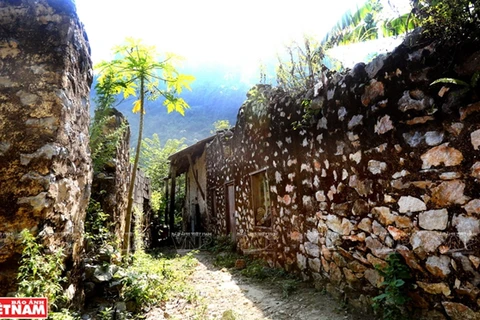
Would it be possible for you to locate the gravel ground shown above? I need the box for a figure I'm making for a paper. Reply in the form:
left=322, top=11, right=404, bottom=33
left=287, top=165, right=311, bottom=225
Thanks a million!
left=145, top=251, right=372, bottom=320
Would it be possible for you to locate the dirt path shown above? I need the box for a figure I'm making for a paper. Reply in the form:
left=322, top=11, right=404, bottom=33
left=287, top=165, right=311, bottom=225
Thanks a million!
left=146, top=251, right=371, bottom=320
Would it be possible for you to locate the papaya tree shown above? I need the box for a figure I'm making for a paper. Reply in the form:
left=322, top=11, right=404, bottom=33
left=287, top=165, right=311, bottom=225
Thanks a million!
left=95, top=38, right=194, bottom=254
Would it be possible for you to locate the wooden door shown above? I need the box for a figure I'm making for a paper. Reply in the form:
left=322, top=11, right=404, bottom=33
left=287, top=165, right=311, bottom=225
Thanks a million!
left=226, top=182, right=236, bottom=241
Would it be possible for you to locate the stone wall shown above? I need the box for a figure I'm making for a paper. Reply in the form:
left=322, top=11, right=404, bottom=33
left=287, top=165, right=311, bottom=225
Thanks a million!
left=0, top=0, right=92, bottom=297
left=91, top=108, right=130, bottom=246
left=206, top=36, right=480, bottom=317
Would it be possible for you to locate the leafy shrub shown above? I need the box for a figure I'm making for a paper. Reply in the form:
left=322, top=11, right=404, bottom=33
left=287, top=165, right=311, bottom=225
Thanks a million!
left=119, top=250, right=198, bottom=312
left=207, top=235, right=237, bottom=253
left=373, top=253, right=412, bottom=320
left=413, top=0, right=480, bottom=43
left=16, top=229, right=66, bottom=309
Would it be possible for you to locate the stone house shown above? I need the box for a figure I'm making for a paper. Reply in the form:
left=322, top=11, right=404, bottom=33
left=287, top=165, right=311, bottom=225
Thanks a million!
left=182, top=38, right=480, bottom=317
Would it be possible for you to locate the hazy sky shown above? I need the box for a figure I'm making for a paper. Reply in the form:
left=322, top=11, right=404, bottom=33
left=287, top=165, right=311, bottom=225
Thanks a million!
left=75, top=0, right=368, bottom=67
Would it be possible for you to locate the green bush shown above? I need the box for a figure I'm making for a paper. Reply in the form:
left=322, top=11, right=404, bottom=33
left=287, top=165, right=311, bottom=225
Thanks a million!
left=413, top=0, right=480, bottom=43
left=119, top=250, right=198, bottom=312
left=16, top=229, right=66, bottom=309
left=373, top=253, right=412, bottom=320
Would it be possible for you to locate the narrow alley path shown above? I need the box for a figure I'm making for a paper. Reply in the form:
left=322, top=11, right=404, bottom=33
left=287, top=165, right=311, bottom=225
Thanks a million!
left=146, top=251, right=371, bottom=320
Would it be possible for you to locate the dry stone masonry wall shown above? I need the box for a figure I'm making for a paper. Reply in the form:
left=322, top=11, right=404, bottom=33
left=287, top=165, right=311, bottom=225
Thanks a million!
left=206, top=36, right=480, bottom=318
left=0, top=0, right=92, bottom=297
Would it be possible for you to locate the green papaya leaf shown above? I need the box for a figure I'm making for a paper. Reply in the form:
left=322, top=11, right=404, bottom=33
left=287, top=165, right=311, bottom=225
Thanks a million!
left=430, top=77, right=470, bottom=87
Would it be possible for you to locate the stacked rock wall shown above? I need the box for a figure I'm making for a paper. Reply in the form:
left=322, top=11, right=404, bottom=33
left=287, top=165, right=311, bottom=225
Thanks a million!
left=206, top=37, right=480, bottom=317
left=91, top=108, right=130, bottom=246
left=0, top=0, right=92, bottom=297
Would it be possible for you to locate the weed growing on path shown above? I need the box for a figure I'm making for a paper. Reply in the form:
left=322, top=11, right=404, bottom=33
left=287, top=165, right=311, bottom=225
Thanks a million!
left=120, top=250, right=199, bottom=312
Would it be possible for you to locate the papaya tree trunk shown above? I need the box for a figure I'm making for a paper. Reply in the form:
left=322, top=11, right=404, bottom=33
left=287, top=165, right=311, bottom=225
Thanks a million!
left=123, top=77, right=145, bottom=255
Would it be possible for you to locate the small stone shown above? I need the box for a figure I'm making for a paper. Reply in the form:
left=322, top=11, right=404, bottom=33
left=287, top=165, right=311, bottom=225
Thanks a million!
left=290, top=231, right=302, bottom=242
left=358, top=218, right=372, bottom=233
left=456, top=282, right=480, bottom=301
left=368, top=160, right=387, bottom=174
left=421, top=144, right=463, bottom=169
left=442, top=302, right=480, bottom=320
left=403, top=131, right=423, bottom=147
left=372, top=221, right=388, bottom=240
left=471, top=129, right=480, bottom=150
left=453, top=215, right=480, bottom=247
left=304, top=242, right=320, bottom=258
left=426, top=255, right=451, bottom=278
left=406, top=116, right=434, bottom=125
left=343, top=232, right=366, bottom=242
left=396, top=245, right=424, bottom=272
left=395, top=215, right=413, bottom=229
left=330, top=262, right=343, bottom=283
left=417, top=281, right=451, bottom=296
left=306, top=229, right=319, bottom=244
left=315, top=190, right=326, bottom=202
left=398, top=90, right=432, bottom=112
left=387, top=226, right=408, bottom=240
left=469, top=255, right=480, bottom=269
left=325, top=215, right=343, bottom=234
left=0, top=141, right=11, bottom=156
left=471, top=162, right=480, bottom=179
left=392, top=170, right=409, bottom=179
left=364, top=268, right=384, bottom=288
left=410, top=231, right=447, bottom=254
left=374, top=115, right=394, bottom=135
left=460, top=101, right=480, bottom=120
left=372, top=206, right=396, bottom=225
left=348, top=114, right=363, bottom=129
left=431, top=180, right=468, bottom=207
left=297, top=253, right=307, bottom=270
left=419, top=209, right=449, bottom=231
left=367, top=253, right=387, bottom=269
left=464, top=199, right=480, bottom=215
left=398, top=196, right=426, bottom=213
left=365, top=55, right=386, bottom=79
left=343, top=268, right=358, bottom=284
left=348, top=260, right=368, bottom=273
left=352, top=199, right=369, bottom=216
left=365, top=236, right=392, bottom=259
left=235, top=259, right=246, bottom=269
left=341, top=218, right=354, bottom=235
left=425, top=131, right=444, bottom=146
left=361, top=80, right=384, bottom=106
left=332, top=252, right=347, bottom=267
left=321, top=245, right=332, bottom=260
left=308, top=258, right=321, bottom=273
left=349, top=152, right=362, bottom=164
left=440, top=172, right=461, bottom=180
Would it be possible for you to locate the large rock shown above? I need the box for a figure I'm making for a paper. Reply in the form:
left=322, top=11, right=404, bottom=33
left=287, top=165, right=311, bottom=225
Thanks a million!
left=419, top=209, right=449, bottom=230
left=425, top=255, right=451, bottom=278
left=431, top=180, right=469, bottom=207
left=365, top=236, right=392, bottom=259
left=453, top=215, right=480, bottom=247
left=442, top=302, right=480, bottom=320
left=410, top=231, right=447, bottom=254
left=417, top=281, right=451, bottom=296
left=398, top=196, right=426, bottom=213
left=420, top=144, right=463, bottom=169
